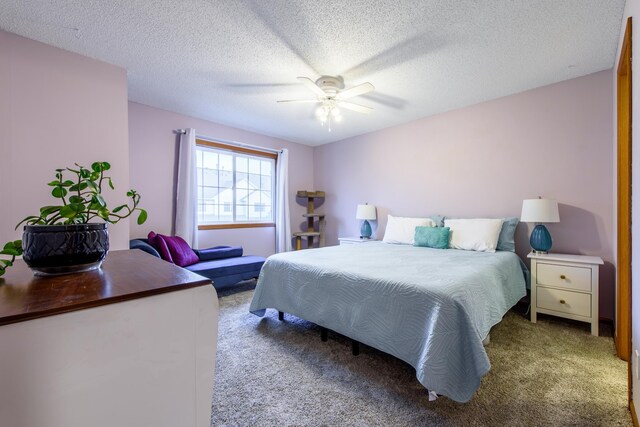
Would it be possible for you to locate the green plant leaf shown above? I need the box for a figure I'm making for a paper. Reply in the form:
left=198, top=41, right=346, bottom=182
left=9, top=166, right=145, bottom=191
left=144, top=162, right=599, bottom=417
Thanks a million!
left=51, top=186, right=67, bottom=198
left=48, top=180, right=60, bottom=187
left=101, top=162, right=111, bottom=171
left=95, top=194, right=106, bottom=208
left=39, top=205, right=60, bottom=215
left=108, top=178, right=114, bottom=190
left=98, top=209, right=110, bottom=220
left=68, top=196, right=83, bottom=204
left=60, top=205, right=77, bottom=219
left=15, top=216, right=41, bottom=230
left=69, top=203, right=85, bottom=212
left=85, top=181, right=98, bottom=192
left=137, top=209, right=148, bottom=225
left=70, top=182, right=89, bottom=192
left=61, top=180, right=75, bottom=187
left=91, top=162, right=102, bottom=172
left=0, top=239, right=20, bottom=276
left=112, top=205, right=126, bottom=213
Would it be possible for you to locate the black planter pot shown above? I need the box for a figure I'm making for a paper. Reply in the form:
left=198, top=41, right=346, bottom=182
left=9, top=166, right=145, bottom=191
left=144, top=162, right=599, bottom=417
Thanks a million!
left=22, top=223, right=109, bottom=276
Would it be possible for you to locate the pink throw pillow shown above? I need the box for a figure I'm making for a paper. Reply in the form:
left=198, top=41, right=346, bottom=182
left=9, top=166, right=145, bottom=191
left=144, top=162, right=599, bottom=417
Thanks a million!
left=148, top=231, right=174, bottom=264
left=160, top=235, right=200, bottom=267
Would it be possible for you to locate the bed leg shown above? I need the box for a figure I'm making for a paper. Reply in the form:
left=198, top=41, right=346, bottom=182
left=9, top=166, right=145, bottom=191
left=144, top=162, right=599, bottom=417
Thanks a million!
left=352, top=340, right=360, bottom=356
left=278, top=311, right=284, bottom=321
left=320, top=327, right=328, bottom=342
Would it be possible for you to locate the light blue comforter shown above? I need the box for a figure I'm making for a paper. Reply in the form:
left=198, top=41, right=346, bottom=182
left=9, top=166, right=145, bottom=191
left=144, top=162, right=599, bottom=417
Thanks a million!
left=249, top=242, right=526, bottom=402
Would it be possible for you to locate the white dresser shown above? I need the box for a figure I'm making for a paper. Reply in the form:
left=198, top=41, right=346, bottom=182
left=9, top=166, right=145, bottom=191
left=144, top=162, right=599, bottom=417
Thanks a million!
left=529, top=252, right=603, bottom=336
left=0, top=251, right=218, bottom=427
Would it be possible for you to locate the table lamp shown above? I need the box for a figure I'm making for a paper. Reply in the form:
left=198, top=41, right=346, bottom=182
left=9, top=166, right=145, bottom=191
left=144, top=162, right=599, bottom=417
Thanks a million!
left=521, top=198, right=560, bottom=254
left=356, top=204, right=376, bottom=239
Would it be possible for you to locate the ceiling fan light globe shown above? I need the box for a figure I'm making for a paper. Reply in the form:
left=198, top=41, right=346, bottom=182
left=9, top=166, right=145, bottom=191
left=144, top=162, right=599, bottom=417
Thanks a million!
left=292, top=75, right=375, bottom=130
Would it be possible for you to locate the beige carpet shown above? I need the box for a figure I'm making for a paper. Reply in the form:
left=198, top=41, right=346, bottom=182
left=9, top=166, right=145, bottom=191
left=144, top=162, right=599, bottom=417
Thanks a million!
left=211, top=284, right=631, bottom=426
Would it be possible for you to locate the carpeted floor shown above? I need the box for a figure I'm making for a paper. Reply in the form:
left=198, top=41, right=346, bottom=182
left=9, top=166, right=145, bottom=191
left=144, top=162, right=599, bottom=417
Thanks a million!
left=211, top=283, right=631, bottom=426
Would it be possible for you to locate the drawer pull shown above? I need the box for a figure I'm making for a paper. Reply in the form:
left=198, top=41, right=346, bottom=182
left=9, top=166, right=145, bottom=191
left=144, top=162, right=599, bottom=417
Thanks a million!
left=560, top=299, right=566, bottom=304
left=560, top=275, right=566, bottom=280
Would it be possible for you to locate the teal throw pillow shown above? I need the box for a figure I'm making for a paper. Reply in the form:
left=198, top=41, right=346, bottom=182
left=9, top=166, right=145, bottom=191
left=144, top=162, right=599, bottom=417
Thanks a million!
left=414, top=226, right=450, bottom=249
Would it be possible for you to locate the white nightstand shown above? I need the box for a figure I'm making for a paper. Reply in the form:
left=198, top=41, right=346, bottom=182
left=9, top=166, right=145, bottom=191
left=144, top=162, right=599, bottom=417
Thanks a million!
left=529, top=252, right=603, bottom=336
left=338, top=237, right=379, bottom=245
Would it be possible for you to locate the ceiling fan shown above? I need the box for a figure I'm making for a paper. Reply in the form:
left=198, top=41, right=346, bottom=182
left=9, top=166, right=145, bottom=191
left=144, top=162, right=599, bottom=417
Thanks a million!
left=277, top=76, right=375, bottom=131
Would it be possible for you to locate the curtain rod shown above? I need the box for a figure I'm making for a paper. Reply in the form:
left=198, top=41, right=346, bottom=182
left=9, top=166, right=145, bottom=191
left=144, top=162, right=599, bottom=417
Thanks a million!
left=175, top=129, right=282, bottom=155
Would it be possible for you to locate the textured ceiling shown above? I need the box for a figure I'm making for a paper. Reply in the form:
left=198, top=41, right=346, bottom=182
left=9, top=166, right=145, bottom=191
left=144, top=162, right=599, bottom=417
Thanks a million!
left=0, top=1, right=626, bottom=146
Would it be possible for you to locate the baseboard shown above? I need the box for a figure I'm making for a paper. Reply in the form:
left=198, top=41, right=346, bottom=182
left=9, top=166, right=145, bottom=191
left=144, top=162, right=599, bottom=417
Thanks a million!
left=632, top=399, right=639, bottom=427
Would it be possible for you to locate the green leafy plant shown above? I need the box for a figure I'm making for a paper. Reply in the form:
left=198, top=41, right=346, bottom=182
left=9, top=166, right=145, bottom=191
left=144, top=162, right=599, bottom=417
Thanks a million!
left=0, top=241, right=22, bottom=277
left=18, top=162, right=147, bottom=226
left=0, top=161, right=147, bottom=277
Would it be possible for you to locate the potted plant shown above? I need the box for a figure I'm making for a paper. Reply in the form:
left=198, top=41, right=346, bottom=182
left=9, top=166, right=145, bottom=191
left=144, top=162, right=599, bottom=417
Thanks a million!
left=0, top=161, right=147, bottom=277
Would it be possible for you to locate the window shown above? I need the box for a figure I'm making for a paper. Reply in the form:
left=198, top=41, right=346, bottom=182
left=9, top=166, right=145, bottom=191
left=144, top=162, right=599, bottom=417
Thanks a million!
left=196, top=139, right=276, bottom=228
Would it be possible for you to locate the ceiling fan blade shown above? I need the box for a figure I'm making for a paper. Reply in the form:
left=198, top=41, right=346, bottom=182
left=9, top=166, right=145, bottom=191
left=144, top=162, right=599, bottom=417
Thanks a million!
left=336, top=82, right=375, bottom=100
left=277, top=99, right=321, bottom=103
left=297, top=76, right=326, bottom=98
left=338, top=101, right=373, bottom=114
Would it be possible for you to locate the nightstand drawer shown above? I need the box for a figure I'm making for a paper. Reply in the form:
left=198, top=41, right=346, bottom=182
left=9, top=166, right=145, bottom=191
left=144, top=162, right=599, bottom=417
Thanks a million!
left=536, top=287, right=591, bottom=318
left=536, top=263, right=591, bottom=292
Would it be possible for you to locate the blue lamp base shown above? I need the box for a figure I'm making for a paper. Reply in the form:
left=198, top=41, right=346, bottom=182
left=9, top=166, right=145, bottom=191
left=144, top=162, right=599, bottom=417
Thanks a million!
left=530, top=224, right=552, bottom=254
left=360, top=220, right=372, bottom=239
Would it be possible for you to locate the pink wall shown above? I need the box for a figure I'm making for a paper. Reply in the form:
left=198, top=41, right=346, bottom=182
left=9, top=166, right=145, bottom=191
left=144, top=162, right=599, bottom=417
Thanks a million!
left=314, top=70, right=614, bottom=319
left=128, top=102, right=314, bottom=257
left=0, top=30, right=130, bottom=250
left=615, top=0, right=639, bottom=411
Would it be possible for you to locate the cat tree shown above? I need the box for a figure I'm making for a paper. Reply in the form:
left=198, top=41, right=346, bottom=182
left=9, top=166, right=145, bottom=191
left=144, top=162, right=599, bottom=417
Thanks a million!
left=293, top=191, right=325, bottom=250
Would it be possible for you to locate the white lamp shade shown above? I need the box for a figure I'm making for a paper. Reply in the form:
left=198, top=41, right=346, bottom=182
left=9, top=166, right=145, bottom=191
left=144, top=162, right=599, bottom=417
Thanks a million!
left=356, top=204, right=377, bottom=220
left=521, top=199, right=560, bottom=223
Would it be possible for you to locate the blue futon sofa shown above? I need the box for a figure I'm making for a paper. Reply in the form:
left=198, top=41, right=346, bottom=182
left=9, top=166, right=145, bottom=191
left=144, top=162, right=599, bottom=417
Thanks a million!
left=130, top=239, right=265, bottom=289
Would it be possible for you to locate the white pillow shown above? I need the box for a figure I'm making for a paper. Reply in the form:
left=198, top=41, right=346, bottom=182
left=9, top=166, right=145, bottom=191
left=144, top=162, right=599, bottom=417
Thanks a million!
left=444, top=218, right=504, bottom=252
left=383, top=215, right=436, bottom=245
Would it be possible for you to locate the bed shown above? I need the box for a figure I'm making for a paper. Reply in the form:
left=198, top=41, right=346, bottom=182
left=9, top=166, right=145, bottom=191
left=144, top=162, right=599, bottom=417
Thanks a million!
left=249, top=242, right=526, bottom=403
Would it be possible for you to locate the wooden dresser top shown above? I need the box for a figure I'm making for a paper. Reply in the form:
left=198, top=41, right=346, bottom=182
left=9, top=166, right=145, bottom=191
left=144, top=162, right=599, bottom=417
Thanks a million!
left=0, top=249, right=211, bottom=326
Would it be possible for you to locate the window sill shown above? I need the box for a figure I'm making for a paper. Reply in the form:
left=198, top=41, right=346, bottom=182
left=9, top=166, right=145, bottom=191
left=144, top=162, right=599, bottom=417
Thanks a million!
left=198, top=223, right=275, bottom=230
